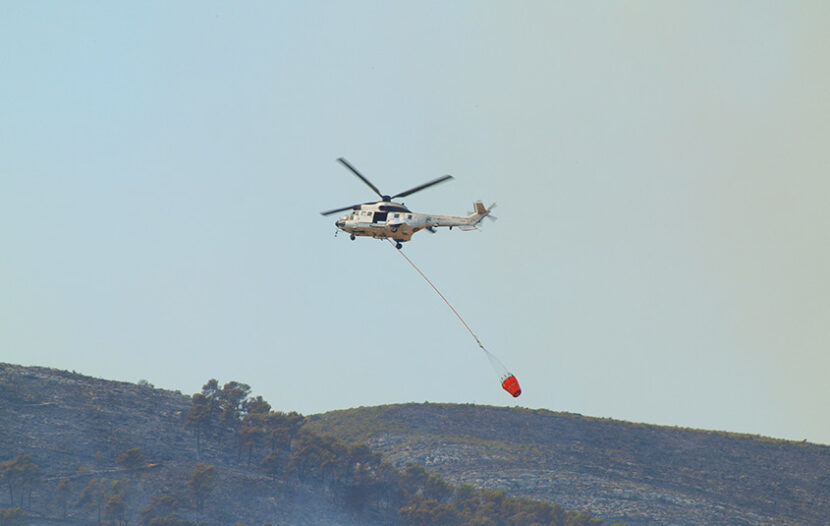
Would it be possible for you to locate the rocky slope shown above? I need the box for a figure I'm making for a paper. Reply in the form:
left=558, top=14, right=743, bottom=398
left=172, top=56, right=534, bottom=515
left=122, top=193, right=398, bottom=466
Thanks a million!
left=3, top=363, right=828, bottom=525
left=0, top=363, right=386, bottom=526
left=305, top=404, right=830, bottom=525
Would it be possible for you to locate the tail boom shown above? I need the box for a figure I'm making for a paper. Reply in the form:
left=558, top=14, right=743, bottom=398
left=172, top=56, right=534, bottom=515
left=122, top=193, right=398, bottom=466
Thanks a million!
left=419, top=201, right=494, bottom=231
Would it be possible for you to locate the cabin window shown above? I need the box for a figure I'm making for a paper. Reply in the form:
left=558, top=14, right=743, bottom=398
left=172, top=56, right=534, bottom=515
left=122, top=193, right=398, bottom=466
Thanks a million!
left=394, top=213, right=400, bottom=218
left=407, top=214, right=412, bottom=219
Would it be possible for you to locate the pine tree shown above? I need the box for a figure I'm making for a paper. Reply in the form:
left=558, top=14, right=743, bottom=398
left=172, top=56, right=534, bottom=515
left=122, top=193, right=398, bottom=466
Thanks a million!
left=261, top=452, right=281, bottom=482
left=76, top=478, right=108, bottom=526
left=0, top=456, right=40, bottom=507
left=188, top=464, right=216, bottom=511
left=140, top=495, right=179, bottom=526
left=185, top=394, right=211, bottom=457
left=116, top=448, right=145, bottom=470
left=238, top=414, right=268, bottom=466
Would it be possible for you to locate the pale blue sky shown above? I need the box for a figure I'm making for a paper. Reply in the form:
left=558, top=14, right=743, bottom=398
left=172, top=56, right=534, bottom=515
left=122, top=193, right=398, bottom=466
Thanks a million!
left=2, top=2, right=828, bottom=444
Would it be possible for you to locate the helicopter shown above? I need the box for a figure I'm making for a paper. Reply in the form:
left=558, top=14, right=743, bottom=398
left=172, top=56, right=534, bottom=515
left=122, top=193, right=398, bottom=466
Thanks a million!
left=321, top=158, right=495, bottom=249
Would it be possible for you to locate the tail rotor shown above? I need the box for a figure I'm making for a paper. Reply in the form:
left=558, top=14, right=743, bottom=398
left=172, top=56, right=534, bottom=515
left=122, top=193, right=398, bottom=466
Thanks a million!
left=485, top=203, right=498, bottom=222
left=467, top=202, right=498, bottom=229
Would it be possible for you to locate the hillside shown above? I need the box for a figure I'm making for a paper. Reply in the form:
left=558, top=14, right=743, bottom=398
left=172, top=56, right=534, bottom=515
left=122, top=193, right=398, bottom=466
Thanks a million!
left=3, top=363, right=828, bottom=525
left=0, top=363, right=611, bottom=526
left=305, top=404, right=830, bottom=525
left=0, top=363, right=384, bottom=526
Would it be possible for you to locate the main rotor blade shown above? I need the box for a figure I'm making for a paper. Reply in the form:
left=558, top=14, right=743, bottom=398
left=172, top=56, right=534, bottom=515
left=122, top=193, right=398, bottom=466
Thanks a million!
left=337, top=158, right=385, bottom=200
left=392, top=174, right=454, bottom=199
left=320, top=204, right=358, bottom=216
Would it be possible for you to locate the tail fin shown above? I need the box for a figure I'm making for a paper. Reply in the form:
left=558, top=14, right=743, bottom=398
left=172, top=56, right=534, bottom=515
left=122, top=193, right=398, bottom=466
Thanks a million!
left=460, top=201, right=496, bottom=230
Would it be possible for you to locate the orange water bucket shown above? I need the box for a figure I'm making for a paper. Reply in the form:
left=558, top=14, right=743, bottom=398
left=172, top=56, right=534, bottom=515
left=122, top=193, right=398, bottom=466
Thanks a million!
left=501, top=374, right=521, bottom=397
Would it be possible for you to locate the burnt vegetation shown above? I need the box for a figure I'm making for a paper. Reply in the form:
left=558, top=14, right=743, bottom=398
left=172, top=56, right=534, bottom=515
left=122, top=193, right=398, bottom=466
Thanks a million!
left=3, top=363, right=828, bottom=525
left=0, top=364, right=611, bottom=526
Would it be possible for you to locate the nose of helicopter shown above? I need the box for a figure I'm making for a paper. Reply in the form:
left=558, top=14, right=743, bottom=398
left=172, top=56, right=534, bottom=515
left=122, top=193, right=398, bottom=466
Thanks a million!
left=335, top=220, right=344, bottom=228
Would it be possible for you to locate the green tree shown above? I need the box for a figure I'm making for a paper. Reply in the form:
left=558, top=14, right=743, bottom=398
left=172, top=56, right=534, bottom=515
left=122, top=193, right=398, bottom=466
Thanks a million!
left=344, top=464, right=375, bottom=512
left=185, top=394, right=211, bottom=457
left=287, top=432, right=345, bottom=483
left=0, top=456, right=40, bottom=507
left=375, top=462, right=404, bottom=512
left=399, top=496, right=461, bottom=526
left=466, top=489, right=505, bottom=526
left=564, top=510, right=604, bottom=526
left=238, top=413, right=268, bottom=466
left=549, top=504, right=567, bottom=526
left=75, top=478, right=126, bottom=526
left=453, top=484, right=479, bottom=515
left=219, top=381, right=251, bottom=430
left=188, top=464, right=216, bottom=511
left=140, top=495, right=179, bottom=526
left=243, top=395, right=271, bottom=415
left=199, top=379, right=223, bottom=440
left=200, top=379, right=221, bottom=414
left=265, top=411, right=304, bottom=452
left=110, top=480, right=127, bottom=519
left=76, top=478, right=108, bottom=526
left=424, top=473, right=453, bottom=503
left=399, top=463, right=428, bottom=496
left=505, top=498, right=563, bottom=526
left=18, top=458, right=40, bottom=509
left=260, top=452, right=281, bottom=482
left=116, top=447, right=145, bottom=470
left=105, top=494, right=126, bottom=526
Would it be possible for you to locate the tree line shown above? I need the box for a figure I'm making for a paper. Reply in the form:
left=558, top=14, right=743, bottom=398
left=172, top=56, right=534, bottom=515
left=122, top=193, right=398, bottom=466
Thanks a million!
left=0, top=375, right=616, bottom=525
left=183, top=378, right=616, bottom=526
left=0, top=453, right=216, bottom=526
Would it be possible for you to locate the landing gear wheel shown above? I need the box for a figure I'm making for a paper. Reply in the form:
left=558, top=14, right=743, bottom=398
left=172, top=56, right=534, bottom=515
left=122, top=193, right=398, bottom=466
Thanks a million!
left=350, top=234, right=356, bottom=241
left=395, top=242, right=403, bottom=249
left=390, top=226, right=398, bottom=232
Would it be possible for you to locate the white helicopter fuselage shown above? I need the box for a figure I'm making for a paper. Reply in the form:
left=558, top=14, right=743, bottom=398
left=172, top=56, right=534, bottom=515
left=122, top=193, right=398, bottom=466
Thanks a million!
left=335, top=201, right=491, bottom=243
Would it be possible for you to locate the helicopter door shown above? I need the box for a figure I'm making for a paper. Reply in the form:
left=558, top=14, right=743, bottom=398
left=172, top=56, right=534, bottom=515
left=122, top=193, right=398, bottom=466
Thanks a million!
left=372, top=211, right=388, bottom=223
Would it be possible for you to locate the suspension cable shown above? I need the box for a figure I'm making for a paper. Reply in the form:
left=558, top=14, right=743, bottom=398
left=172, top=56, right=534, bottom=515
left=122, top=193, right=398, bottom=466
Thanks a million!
left=388, top=239, right=521, bottom=396
left=388, top=239, right=485, bottom=349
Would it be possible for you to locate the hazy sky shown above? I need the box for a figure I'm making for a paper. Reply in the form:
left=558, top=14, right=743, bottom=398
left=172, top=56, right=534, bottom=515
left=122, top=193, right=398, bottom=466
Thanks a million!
left=2, top=2, right=828, bottom=444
